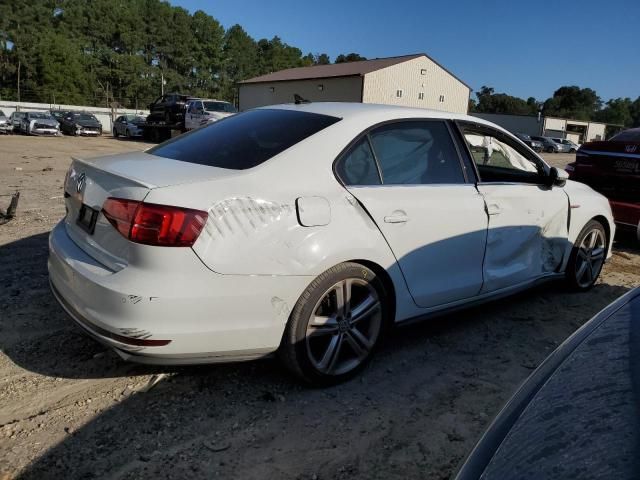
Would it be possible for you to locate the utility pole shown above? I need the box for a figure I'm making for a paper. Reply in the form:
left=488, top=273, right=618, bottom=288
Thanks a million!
left=161, top=72, right=164, bottom=96
left=17, top=60, right=21, bottom=104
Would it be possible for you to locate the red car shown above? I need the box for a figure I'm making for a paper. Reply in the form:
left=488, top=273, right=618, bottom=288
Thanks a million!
left=567, top=127, right=640, bottom=240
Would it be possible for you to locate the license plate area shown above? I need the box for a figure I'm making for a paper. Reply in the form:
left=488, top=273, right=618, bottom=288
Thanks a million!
left=77, top=204, right=98, bottom=234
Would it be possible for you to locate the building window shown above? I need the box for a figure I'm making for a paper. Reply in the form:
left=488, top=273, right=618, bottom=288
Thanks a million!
left=418, top=92, right=424, bottom=100
left=317, top=84, right=324, bottom=91
left=269, top=87, right=275, bottom=93
left=439, top=94, right=445, bottom=102
left=396, top=89, right=403, bottom=98
left=420, top=69, right=427, bottom=75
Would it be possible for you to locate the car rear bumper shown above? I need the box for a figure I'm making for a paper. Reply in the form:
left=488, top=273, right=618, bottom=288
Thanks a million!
left=48, top=220, right=310, bottom=364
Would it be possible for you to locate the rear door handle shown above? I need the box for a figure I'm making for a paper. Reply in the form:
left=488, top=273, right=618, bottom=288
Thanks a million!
left=384, top=213, right=409, bottom=224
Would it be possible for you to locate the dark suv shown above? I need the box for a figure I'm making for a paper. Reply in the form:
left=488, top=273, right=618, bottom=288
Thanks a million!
left=148, top=93, right=190, bottom=124
left=567, top=127, right=640, bottom=240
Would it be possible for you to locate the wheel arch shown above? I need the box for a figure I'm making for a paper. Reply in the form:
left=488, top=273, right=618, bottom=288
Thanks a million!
left=592, top=214, right=612, bottom=254
left=349, top=259, right=397, bottom=324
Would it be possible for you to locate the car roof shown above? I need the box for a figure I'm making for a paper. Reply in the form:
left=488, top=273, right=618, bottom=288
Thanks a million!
left=259, top=102, right=498, bottom=127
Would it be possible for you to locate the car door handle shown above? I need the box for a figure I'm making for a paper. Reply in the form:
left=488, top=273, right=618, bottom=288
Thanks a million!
left=384, top=213, right=409, bottom=223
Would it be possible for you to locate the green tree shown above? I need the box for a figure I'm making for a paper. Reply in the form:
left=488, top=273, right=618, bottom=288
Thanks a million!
left=542, top=86, right=602, bottom=120
left=335, top=52, right=366, bottom=63
left=474, top=86, right=537, bottom=115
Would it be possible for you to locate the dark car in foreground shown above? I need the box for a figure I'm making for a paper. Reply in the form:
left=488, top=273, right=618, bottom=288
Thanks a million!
left=147, top=92, right=190, bottom=124
left=567, top=127, right=640, bottom=240
left=59, top=111, right=103, bottom=136
left=455, top=286, right=640, bottom=480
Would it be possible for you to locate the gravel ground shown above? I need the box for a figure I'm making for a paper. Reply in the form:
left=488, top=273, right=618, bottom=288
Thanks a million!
left=0, top=136, right=638, bottom=480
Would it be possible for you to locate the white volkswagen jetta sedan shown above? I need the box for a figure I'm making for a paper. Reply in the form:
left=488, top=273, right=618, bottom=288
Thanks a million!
left=49, top=103, right=614, bottom=385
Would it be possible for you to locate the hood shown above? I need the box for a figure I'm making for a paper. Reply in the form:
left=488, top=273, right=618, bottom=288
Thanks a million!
left=31, top=118, right=58, bottom=128
left=75, top=118, right=101, bottom=127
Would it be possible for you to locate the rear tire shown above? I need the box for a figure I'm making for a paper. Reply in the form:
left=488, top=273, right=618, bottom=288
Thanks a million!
left=279, top=262, right=389, bottom=386
left=565, top=220, right=607, bottom=291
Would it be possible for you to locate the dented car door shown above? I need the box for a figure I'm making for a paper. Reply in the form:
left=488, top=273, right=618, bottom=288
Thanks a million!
left=458, top=123, right=569, bottom=293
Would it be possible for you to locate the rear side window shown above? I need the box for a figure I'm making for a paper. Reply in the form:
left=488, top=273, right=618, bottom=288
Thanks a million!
left=336, top=138, right=381, bottom=186
left=611, top=129, right=640, bottom=142
left=369, top=121, right=465, bottom=185
left=149, top=109, right=341, bottom=170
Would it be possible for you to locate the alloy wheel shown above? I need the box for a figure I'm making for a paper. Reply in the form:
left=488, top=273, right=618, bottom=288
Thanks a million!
left=305, top=278, right=382, bottom=376
left=575, top=228, right=605, bottom=288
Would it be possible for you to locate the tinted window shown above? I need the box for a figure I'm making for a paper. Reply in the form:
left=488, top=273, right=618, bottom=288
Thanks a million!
left=369, top=121, right=464, bottom=185
left=611, top=129, right=640, bottom=142
left=203, top=101, right=237, bottom=113
left=336, top=138, right=381, bottom=186
left=149, top=109, right=341, bottom=170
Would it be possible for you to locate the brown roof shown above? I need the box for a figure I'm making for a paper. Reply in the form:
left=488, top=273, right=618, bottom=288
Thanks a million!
left=239, top=53, right=470, bottom=89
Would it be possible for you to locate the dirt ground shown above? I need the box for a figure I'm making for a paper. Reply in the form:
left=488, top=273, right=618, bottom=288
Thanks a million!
left=1, top=136, right=638, bottom=480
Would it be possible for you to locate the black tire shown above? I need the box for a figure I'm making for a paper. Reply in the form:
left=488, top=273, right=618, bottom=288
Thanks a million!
left=279, top=262, right=390, bottom=386
left=546, top=146, right=554, bottom=153
left=113, top=128, right=119, bottom=138
left=565, top=220, right=607, bottom=291
left=125, top=128, right=130, bottom=138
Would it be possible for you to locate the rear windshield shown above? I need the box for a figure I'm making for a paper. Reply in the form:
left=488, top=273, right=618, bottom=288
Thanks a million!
left=204, top=101, right=237, bottom=113
left=611, top=129, right=640, bottom=142
left=149, top=109, right=341, bottom=170
left=73, top=113, right=97, bottom=121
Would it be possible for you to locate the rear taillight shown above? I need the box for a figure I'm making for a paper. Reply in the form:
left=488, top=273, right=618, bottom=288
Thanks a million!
left=102, top=198, right=207, bottom=247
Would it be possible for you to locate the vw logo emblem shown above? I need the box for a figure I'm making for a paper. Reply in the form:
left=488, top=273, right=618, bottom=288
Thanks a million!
left=625, top=145, right=638, bottom=153
left=76, top=173, right=86, bottom=194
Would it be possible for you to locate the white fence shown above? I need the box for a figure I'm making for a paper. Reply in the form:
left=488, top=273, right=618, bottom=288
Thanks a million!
left=0, top=100, right=149, bottom=132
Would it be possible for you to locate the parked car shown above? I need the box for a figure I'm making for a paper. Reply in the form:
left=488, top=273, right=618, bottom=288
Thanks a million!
left=59, top=111, right=102, bottom=136
left=184, top=99, right=237, bottom=130
left=49, top=103, right=614, bottom=385
left=50, top=110, right=66, bottom=124
left=550, top=137, right=575, bottom=153
left=531, top=135, right=568, bottom=153
left=454, top=286, right=640, bottom=480
left=560, top=138, right=580, bottom=152
left=9, top=111, right=25, bottom=133
left=515, top=132, right=543, bottom=152
left=147, top=92, right=190, bottom=124
left=113, top=114, right=146, bottom=138
left=566, top=127, right=640, bottom=241
left=20, top=111, right=61, bottom=136
left=0, top=109, right=11, bottom=134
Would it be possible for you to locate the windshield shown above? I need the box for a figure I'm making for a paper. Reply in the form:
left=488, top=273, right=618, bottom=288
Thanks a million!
left=149, top=109, right=340, bottom=170
left=0, top=110, right=5, bottom=117
left=611, top=129, right=640, bottom=142
left=29, top=112, right=54, bottom=119
left=203, top=101, right=237, bottom=113
left=73, top=113, right=97, bottom=121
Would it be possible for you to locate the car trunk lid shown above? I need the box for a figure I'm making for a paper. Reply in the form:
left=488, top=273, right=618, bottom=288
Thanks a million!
left=63, top=152, right=239, bottom=270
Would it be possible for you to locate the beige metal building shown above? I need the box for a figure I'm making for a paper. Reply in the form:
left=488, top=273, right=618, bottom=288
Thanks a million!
left=238, top=54, right=471, bottom=114
left=472, top=112, right=608, bottom=143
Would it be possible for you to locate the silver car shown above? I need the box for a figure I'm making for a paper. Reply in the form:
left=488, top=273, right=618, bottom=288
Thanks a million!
left=0, top=110, right=11, bottom=134
left=9, top=112, right=25, bottom=133
left=21, top=112, right=61, bottom=136
left=113, top=114, right=146, bottom=138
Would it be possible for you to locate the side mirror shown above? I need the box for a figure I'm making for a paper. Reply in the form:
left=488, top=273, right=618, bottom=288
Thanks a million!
left=548, top=167, right=568, bottom=187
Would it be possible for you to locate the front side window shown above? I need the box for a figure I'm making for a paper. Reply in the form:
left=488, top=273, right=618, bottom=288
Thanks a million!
left=460, top=125, right=543, bottom=183
left=369, top=121, right=465, bottom=185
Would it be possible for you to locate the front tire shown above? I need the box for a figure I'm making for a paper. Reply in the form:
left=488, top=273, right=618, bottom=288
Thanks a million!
left=113, top=128, right=119, bottom=138
left=279, top=262, right=389, bottom=385
left=565, top=220, right=607, bottom=291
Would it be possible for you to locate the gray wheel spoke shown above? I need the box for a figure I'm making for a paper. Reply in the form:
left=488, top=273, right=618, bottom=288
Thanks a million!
left=576, top=260, right=589, bottom=281
left=318, top=334, right=342, bottom=372
left=591, top=247, right=605, bottom=261
left=345, top=330, right=368, bottom=359
left=350, top=294, right=380, bottom=324
left=577, top=249, right=589, bottom=261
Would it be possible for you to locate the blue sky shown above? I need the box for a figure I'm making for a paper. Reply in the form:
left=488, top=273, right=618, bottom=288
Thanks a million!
left=175, top=0, right=639, bottom=102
